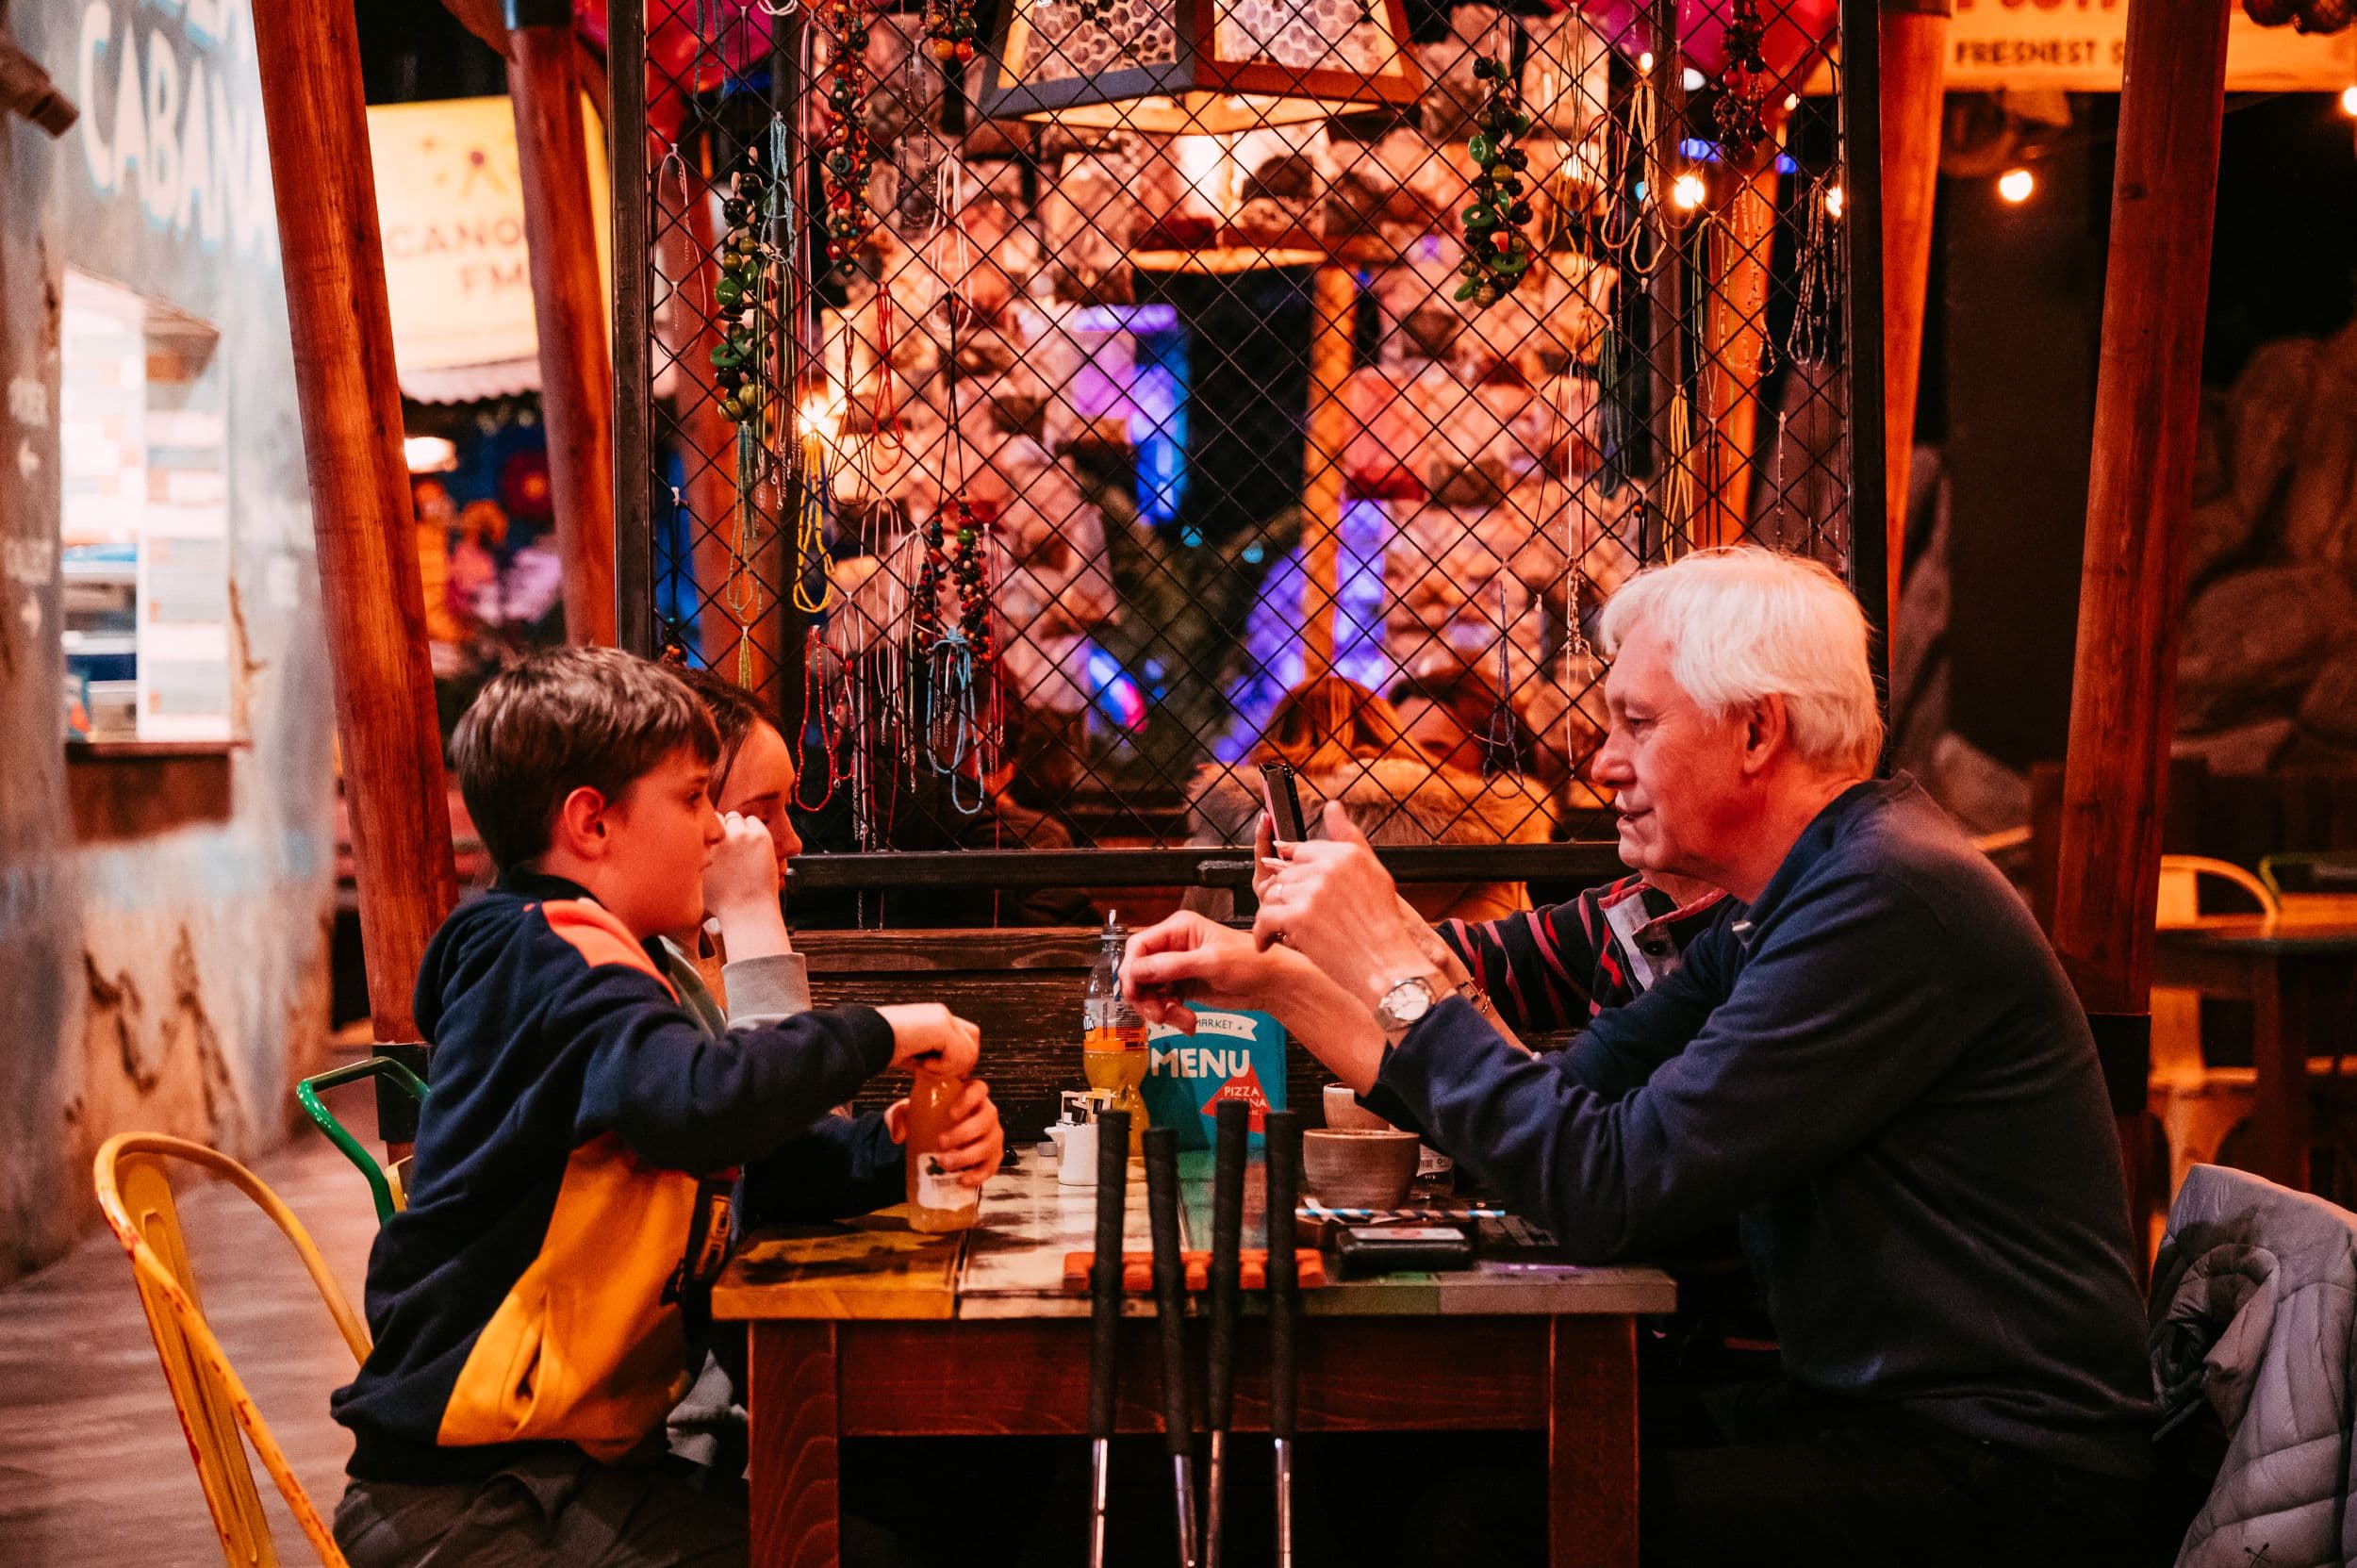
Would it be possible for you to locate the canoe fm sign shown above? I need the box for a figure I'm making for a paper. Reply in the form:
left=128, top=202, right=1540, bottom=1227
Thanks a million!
left=69, top=0, right=273, bottom=258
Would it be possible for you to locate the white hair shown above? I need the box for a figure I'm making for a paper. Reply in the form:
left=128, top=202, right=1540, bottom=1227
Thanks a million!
left=1598, top=547, right=1884, bottom=775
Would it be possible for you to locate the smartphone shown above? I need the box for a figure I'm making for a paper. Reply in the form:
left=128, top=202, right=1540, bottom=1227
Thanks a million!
left=1332, top=1225, right=1474, bottom=1276
left=1260, top=761, right=1308, bottom=847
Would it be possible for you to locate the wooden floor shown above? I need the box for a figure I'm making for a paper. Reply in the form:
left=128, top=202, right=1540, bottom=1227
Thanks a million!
left=0, top=1111, right=379, bottom=1568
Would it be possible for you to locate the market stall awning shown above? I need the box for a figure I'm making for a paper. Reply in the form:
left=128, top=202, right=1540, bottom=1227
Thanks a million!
left=365, top=94, right=611, bottom=405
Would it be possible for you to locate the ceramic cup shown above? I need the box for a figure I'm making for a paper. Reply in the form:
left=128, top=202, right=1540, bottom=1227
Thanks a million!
left=1056, top=1121, right=1099, bottom=1187
left=1323, top=1083, right=1393, bottom=1131
left=1300, top=1128, right=1421, bottom=1210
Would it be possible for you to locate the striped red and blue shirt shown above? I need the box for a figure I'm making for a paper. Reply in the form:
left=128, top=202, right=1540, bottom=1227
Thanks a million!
left=1438, top=873, right=1728, bottom=1032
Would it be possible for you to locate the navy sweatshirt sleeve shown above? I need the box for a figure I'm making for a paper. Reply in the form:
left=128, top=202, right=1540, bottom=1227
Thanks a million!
left=550, top=955, right=895, bottom=1171
left=742, top=1110, right=907, bottom=1224
left=1378, top=867, right=1966, bottom=1260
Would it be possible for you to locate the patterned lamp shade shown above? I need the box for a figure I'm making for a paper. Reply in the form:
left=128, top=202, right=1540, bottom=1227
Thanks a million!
left=976, top=0, right=1422, bottom=131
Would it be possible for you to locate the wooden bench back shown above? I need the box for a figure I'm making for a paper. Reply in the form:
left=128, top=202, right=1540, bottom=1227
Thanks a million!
left=800, top=928, right=1340, bottom=1140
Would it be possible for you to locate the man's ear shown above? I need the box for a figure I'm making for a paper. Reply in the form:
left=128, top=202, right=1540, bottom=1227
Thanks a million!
left=1739, top=695, right=1789, bottom=776
left=551, top=784, right=611, bottom=861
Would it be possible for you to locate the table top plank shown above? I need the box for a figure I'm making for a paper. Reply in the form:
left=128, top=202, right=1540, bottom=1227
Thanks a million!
left=712, top=1208, right=964, bottom=1321
left=2157, top=914, right=2357, bottom=953
left=717, top=1148, right=1673, bottom=1321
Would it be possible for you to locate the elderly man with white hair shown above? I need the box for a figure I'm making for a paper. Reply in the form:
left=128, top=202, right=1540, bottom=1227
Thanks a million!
left=1125, top=549, right=2156, bottom=1566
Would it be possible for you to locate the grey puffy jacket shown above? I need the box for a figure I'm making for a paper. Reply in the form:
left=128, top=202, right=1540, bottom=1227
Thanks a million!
left=2151, top=1163, right=2357, bottom=1568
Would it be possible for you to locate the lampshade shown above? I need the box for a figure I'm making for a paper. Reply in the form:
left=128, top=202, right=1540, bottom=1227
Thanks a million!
left=976, top=0, right=1423, bottom=132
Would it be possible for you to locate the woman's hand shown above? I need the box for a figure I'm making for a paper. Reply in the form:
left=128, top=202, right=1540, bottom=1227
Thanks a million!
left=705, top=813, right=792, bottom=961
left=1252, top=801, right=1442, bottom=1008
left=879, top=1003, right=981, bottom=1079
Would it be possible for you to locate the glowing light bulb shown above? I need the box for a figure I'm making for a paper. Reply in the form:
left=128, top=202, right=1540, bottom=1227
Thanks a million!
left=1671, top=171, right=1707, bottom=211
left=1784, top=93, right=1801, bottom=111
left=799, top=393, right=843, bottom=439
left=1997, top=166, right=2035, bottom=204
left=2341, top=83, right=2357, bottom=117
left=1822, top=184, right=1844, bottom=219
left=1638, top=50, right=1656, bottom=73
left=1682, top=66, right=1706, bottom=91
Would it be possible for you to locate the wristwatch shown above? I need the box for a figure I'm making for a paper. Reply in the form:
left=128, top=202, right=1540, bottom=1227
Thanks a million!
left=1373, top=972, right=1443, bottom=1041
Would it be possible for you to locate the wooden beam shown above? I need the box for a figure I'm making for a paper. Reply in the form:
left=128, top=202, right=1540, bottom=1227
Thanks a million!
left=508, top=0, right=618, bottom=645
left=1838, top=0, right=1892, bottom=677
left=1696, top=151, right=1778, bottom=549
left=2052, top=0, right=2231, bottom=1208
left=1298, top=263, right=1357, bottom=676
left=662, top=156, right=748, bottom=650
left=2051, top=0, right=2231, bottom=1015
left=1880, top=0, right=1951, bottom=623
left=438, top=0, right=511, bottom=57
left=250, top=2, right=459, bottom=1041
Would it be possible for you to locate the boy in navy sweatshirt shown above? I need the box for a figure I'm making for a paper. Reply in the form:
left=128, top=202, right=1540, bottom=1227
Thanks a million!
left=332, top=648, right=996, bottom=1568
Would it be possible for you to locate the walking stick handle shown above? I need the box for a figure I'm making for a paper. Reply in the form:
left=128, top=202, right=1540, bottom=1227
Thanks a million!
left=1088, top=1110, right=1130, bottom=1441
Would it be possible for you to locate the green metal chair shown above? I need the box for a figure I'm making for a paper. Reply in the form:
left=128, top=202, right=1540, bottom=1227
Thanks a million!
left=296, top=1057, right=428, bottom=1223
left=2259, top=851, right=2357, bottom=903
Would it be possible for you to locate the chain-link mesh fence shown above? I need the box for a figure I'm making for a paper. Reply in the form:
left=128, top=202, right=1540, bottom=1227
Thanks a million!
left=614, top=0, right=1860, bottom=909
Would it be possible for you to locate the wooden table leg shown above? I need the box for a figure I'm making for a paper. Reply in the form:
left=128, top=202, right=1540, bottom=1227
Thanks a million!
left=2256, top=952, right=2342, bottom=1195
left=749, top=1322, right=841, bottom=1568
left=1547, top=1314, right=1640, bottom=1568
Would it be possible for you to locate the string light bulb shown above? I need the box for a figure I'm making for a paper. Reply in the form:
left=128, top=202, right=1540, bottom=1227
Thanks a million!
left=2341, top=83, right=2357, bottom=117
left=1638, top=51, right=1656, bottom=73
left=1998, top=166, right=2035, bottom=204
left=1822, top=184, right=1845, bottom=219
left=1671, top=171, right=1707, bottom=211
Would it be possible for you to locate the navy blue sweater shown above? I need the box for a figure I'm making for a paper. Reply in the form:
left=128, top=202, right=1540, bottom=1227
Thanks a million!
left=1377, top=777, right=2155, bottom=1475
left=332, top=870, right=898, bottom=1482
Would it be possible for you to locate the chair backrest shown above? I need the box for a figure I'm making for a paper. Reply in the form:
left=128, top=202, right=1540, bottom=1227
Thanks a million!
left=296, top=1057, right=428, bottom=1223
left=2156, top=855, right=2280, bottom=929
left=94, top=1132, right=371, bottom=1568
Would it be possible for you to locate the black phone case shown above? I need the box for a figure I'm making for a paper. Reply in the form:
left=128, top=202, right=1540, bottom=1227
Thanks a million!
left=1332, top=1227, right=1474, bottom=1275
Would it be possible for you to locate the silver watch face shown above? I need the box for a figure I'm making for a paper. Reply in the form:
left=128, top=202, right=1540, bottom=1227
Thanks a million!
left=1380, top=976, right=1435, bottom=1030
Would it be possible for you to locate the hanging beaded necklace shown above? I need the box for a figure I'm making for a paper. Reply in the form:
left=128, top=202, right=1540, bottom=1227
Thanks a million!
left=713, top=153, right=784, bottom=685
left=923, top=0, right=979, bottom=63
left=1457, top=54, right=1534, bottom=307
left=817, top=0, right=874, bottom=280
left=1712, top=0, right=1771, bottom=164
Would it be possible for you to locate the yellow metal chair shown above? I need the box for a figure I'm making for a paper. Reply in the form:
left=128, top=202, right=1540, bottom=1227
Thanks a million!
left=94, top=1132, right=370, bottom=1568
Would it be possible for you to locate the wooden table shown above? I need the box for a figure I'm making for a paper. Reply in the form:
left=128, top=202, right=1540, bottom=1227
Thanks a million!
left=713, top=1149, right=1674, bottom=1568
left=2153, top=913, right=2357, bottom=1191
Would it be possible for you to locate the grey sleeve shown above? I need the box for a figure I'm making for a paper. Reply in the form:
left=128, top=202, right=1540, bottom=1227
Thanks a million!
left=721, top=949, right=813, bottom=1027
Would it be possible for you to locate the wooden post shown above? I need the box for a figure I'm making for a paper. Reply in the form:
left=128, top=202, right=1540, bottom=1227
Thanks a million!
left=1838, top=0, right=1891, bottom=682
left=1299, top=262, right=1357, bottom=676
left=2050, top=0, right=2232, bottom=1187
left=1696, top=154, right=1778, bottom=549
left=508, top=0, right=618, bottom=645
left=1644, top=0, right=1689, bottom=559
left=250, top=2, right=459, bottom=1040
left=652, top=150, right=751, bottom=648
left=1880, top=0, right=1951, bottom=623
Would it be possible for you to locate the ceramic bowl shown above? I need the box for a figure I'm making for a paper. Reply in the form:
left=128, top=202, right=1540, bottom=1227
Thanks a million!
left=1323, top=1083, right=1393, bottom=1131
left=1301, top=1128, right=1421, bottom=1210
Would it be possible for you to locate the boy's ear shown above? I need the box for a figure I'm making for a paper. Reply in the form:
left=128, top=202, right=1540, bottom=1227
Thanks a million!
left=552, top=784, right=612, bottom=860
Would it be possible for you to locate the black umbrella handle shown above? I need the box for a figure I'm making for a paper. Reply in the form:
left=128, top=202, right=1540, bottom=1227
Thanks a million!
left=1205, top=1100, right=1247, bottom=1432
left=1144, top=1128, right=1195, bottom=1461
left=1262, top=1110, right=1301, bottom=1443
left=1088, top=1109, right=1131, bottom=1442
